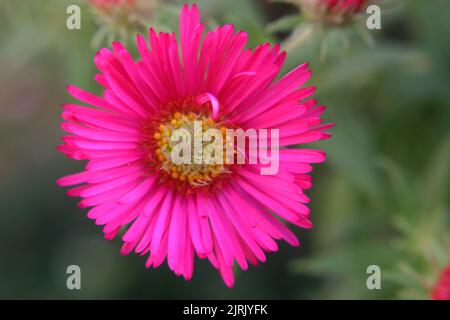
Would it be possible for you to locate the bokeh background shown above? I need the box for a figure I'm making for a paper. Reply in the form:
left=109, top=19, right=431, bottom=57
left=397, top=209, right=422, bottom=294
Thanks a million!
left=0, top=0, right=448, bottom=299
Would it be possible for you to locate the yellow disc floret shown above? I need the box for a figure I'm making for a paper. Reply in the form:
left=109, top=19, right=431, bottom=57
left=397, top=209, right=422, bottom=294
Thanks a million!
left=154, top=111, right=231, bottom=187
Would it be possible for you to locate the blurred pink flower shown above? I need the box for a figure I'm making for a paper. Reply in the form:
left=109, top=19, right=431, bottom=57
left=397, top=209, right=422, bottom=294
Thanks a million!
left=90, top=0, right=133, bottom=3
left=89, top=0, right=135, bottom=18
left=300, top=0, right=371, bottom=25
left=322, top=0, right=368, bottom=14
left=89, top=0, right=134, bottom=12
left=57, top=4, right=331, bottom=287
left=431, top=265, right=450, bottom=300
left=88, top=0, right=159, bottom=46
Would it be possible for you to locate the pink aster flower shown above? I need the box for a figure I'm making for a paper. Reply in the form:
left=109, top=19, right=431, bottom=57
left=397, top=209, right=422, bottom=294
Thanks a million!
left=300, top=0, right=371, bottom=25
left=322, top=0, right=368, bottom=14
left=89, top=0, right=134, bottom=13
left=57, top=4, right=331, bottom=287
left=431, top=265, right=450, bottom=300
left=88, top=0, right=157, bottom=25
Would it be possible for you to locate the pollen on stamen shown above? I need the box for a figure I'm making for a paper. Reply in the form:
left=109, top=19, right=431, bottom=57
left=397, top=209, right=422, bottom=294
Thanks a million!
left=143, top=108, right=235, bottom=194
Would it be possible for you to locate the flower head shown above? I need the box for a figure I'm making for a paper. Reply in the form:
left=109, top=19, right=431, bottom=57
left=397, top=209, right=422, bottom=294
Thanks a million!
left=431, top=265, right=450, bottom=300
left=89, top=0, right=159, bottom=46
left=58, top=4, right=331, bottom=287
left=89, top=0, right=141, bottom=20
left=89, top=0, right=135, bottom=14
left=300, top=0, right=371, bottom=26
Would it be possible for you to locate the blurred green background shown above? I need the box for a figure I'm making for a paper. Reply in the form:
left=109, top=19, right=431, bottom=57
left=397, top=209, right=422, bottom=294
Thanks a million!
left=0, top=0, right=448, bottom=299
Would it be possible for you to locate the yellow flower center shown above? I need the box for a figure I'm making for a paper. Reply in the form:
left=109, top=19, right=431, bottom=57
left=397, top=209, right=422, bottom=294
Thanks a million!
left=154, top=111, right=233, bottom=187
